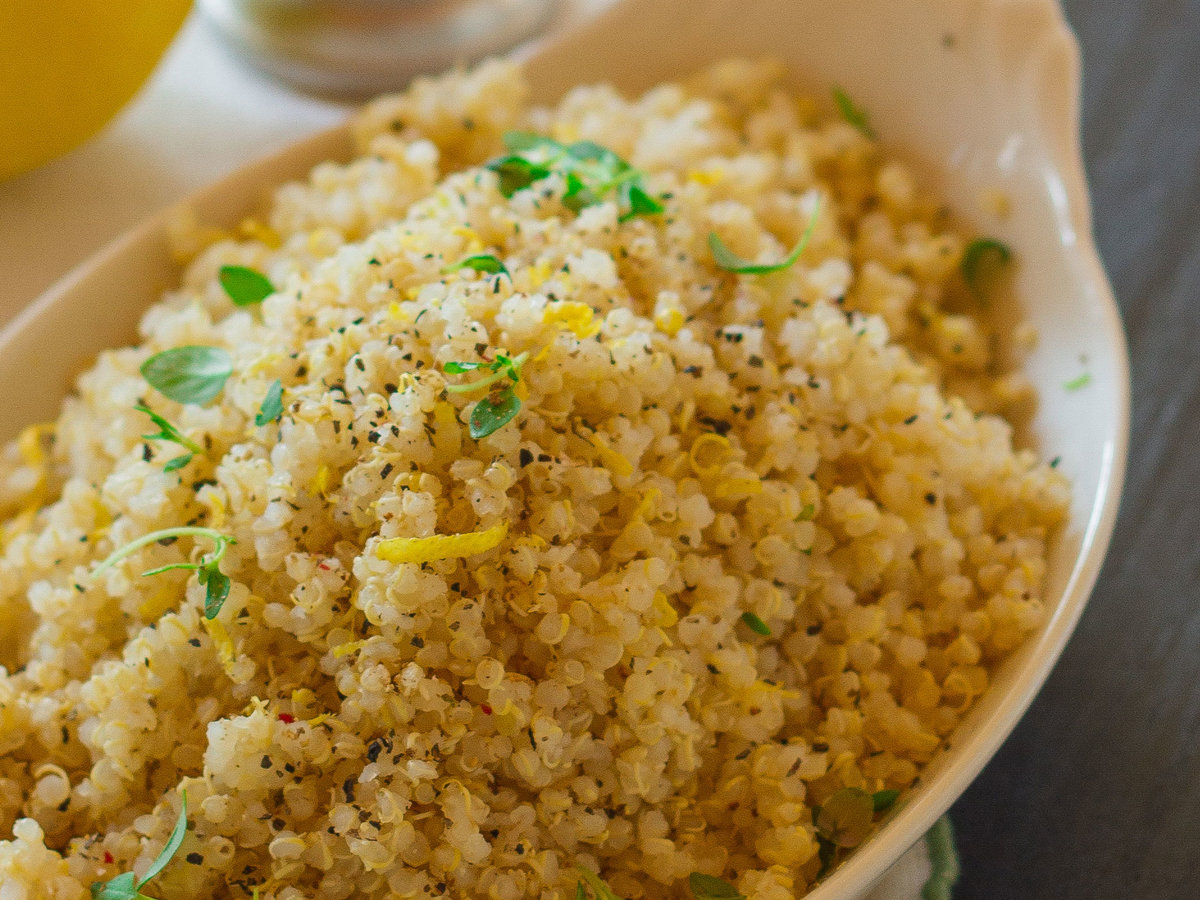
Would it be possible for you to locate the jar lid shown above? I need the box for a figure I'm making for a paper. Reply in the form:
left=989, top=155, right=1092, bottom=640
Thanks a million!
left=199, top=0, right=558, bottom=97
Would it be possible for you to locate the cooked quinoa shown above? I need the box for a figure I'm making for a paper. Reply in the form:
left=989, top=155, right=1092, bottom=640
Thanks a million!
left=0, top=60, right=1068, bottom=899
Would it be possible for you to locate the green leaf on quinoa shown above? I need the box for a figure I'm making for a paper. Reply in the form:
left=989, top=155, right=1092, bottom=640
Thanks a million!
left=135, top=404, right=203, bottom=472
left=815, top=787, right=875, bottom=848
left=255, top=379, right=284, bottom=426
left=688, top=872, right=746, bottom=899
left=961, top=238, right=1012, bottom=299
left=619, top=181, right=665, bottom=221
left=443, top=351, right=529, bottom=440
left=443, top=254, right=509, bottom=277
left=487, top=132, right=663, bottom=222
left=218, top=264, right=275, bottom=306
left=162, top=454, right=192, bottom=473
left=1063, top=372, right=1092, bottom=391
left=141, top=346, right=233, bottom=406
left=740, top=611, right=771, bottom=636
left=91, top=791, right=188, bottom=900
left=576, top=867, right=625, bottom=900
left=872, top=789, right=901, bottom=812
left=832, top=86, right=876, bottom=139
left=92, top=527, right=236, bottom=620
left=469, top=384, right=522, bottom=439
left=709, top=196, right=821, bottom=274
left=922, top=816, right=961, bottom=900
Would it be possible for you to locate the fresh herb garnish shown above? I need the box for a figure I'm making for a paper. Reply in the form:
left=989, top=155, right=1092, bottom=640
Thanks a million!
left=255, top=379, right=284, bottom=426
left=688, top=873, right=745, bottom=899
left=218, top=265, right=275, bottom=307
left=135, top=405, right=203, bottom=473
left=1063, top=373, right=1091, bottom=391
left=443, top=351, right=529, bottom=440
left=576, top=867, right=625, bottom=900
left=872, top=788, right=901, bottom=812
left=833, top=86, right=876, bottom=139
left=470, top=386, right=521, bottom=439
left=91, top=791, right=188, bottom=900
left=961, top=238, right=1012, bottom=299
left=815, top=787, right=876, bottom=848
left=922, top=815, right=960, bottom=900
left=141, top=346, right=233, bottom=406
left=487, top=132, right=663, bottom=222
left=709, top=196, right=821, bottom=274
left=740, top=611, right=771, bottom=636
left=443, top=254, right=509, bottom=277
left=92, top=527, right=236, bottom=619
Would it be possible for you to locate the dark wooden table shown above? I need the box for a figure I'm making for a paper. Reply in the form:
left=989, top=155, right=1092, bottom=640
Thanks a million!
left=951, top=2, right=1200, bottom=895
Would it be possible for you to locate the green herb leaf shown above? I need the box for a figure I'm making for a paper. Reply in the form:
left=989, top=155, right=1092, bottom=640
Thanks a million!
left=199, top=566, right=232, bottom=619
left=443, top=254, right=509, bottom=277
left=797, top=503, right=816, bottom=521
left=487, top=132, right=663, bottom=222
left=91, top=792, right=188, bottom=900
left=91, top=871, right=138, bottom=900
left=575, top=883, right=588, bottom=900
left=163, top=454, right=193, bottom=473
left=218, top=265, right=275, bottom=306
left=921, top=815, right=960, bottom=900
left=815, top=787, right=875, bottom=848
left=961, top=238, right=1012, bottom=299
left=688, top=872, right=745, bottom=899
left=1063, top=372, right=1092, bottom=391
left=255, top=379, right=284, bottom=426
left=469, top=385, right=522, bottom=439
left=139, top=792, right=189, bottom=886
left=872, top=789, right=901, bottom=812
left=488, top=154, right=552, bottom=197
left=619, top=182, right=665, bottom=222
left=135, top=404, right=203, bottom=471
left=833, top=86, right=876, bottom=139
left=709, top=196, right=821, bottom=274
left=141, top=346, right=233, bottom=406
left=576, top=867, right=625, bottom=900
left=740, top=611, right=771, bottom=636
left=92, top=527, right=235, bottom=620
left=443, top=361, right=489, bottom=374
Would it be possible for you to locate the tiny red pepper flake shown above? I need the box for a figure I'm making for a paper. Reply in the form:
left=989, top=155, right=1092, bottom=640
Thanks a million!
left=480, top=703, right=493, bottom=715
left=103, top=851, right=114, bottom=864
left=277, top=712, right=296, bottom=724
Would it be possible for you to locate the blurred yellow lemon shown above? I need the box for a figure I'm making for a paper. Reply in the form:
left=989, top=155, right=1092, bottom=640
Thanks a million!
left=0, top=1, right=192, bottom=181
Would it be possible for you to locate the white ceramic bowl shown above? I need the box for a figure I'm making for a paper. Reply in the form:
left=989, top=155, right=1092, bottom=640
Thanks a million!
left=0, top=0, right=1127, bottom=896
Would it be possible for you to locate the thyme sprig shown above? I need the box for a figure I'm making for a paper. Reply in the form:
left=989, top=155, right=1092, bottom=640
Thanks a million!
left=135, top=405, right=203, bottom=473
left=487, top=132, right=663, bottom=222
left=443, top=351, right=529, bottom=439
left=91, top=791, right=188, bottom=900
left=92, top=527, right=236, bottom=619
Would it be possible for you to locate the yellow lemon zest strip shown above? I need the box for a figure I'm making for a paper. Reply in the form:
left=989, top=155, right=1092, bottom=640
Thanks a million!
left=544, top=301, right=601, bottom=339
left=376, top=521, right=508, bottom=565
left=202, top=618, right=237, bottom=677
left=585, top=432, right=633, bottom=478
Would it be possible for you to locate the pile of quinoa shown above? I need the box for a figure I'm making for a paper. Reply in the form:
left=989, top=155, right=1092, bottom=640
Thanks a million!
left=0, top=60, right=1068, bottom=899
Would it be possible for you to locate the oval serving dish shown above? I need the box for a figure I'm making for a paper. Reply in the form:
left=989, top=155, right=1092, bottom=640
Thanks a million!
left=0, top=1, right=1127, bottom=896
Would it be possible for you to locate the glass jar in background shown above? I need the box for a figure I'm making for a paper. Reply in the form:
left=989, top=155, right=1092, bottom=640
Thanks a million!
left=198, top=0, right=558, bottom=97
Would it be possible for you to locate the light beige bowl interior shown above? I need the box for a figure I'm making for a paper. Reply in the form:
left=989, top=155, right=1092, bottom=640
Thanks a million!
left=0, top=0, right=1128, bottom=896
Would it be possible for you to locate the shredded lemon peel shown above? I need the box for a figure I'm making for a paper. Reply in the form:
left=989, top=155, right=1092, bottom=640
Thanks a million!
left=376, top=521, right=508, bottom=565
